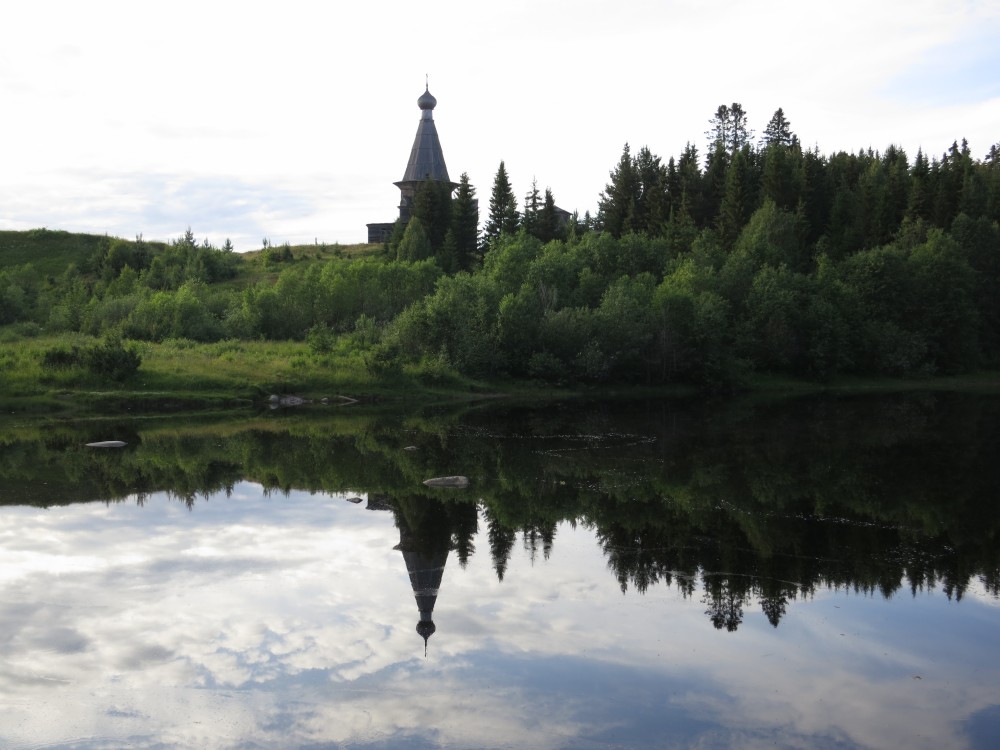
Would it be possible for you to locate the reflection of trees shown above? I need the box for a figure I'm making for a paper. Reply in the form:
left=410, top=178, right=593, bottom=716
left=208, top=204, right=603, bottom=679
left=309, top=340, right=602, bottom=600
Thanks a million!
left=703, top=578, right=745, bottom=632
left=3, top=393, right=999, bottom=633
left=485, top=505, right=516, bottom=581
left=522, top=522, right=555, bottom=564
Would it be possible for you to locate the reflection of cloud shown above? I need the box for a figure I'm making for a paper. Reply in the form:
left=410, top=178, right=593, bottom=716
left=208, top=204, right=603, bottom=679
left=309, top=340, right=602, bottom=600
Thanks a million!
left=0, top=486, right=998, bottom=749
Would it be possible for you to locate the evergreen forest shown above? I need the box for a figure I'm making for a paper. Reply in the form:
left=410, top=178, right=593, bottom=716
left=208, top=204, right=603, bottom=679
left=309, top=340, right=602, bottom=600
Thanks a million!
left=2, top=104, right=999, bottom=394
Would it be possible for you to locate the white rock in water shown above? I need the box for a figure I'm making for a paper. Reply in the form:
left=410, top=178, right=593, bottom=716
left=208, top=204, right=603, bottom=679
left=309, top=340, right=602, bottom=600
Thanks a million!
left=403, top=445, right=418, bottom=451
left=422, top=476, right=470, bottom=488
left=86, top=441, right=127, bottom=448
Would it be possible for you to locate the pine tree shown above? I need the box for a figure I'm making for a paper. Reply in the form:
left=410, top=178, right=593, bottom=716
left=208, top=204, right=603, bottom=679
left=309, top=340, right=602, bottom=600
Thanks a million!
left=707, top=103, right=752, bottom=156
left=598, top=143, right=674, bottom=237
left=677, top=142, right=704, bottom=225
left=537, top=188, right=565, bottom=243
left=706, top=104, right=732, bottom=153
left=483, top=161, right=519, bottom=250
left=761, top=139, right=803, bottom=212
left=702, top=141, right=730, bottom=226
left=635, top=146, right=669, bottom=235
left=598, top=144, right=639, bottom=237
left=761, top=107, right=795, bottom=147
left=717, top=146, right=757, bottom=247
left=412, top=178, right=454, bottom=253
left=523, top=178, right=542, bottom=238
left=447, top=173, right=479, bottom=271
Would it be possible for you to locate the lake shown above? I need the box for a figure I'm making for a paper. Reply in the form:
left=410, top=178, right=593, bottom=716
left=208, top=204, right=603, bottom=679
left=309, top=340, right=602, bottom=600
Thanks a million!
left=1, top=393, right=998, bottom=749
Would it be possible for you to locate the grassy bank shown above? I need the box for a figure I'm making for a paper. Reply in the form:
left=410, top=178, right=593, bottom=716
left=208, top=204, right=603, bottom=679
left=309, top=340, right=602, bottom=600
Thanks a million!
left=0, top=333, right=504, bottom=415
left=3, top=332, right=999, bottom=419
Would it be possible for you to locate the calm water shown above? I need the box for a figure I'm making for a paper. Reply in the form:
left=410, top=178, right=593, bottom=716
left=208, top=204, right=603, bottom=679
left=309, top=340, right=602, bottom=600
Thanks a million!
left=1, top=394, right=998, bottom=749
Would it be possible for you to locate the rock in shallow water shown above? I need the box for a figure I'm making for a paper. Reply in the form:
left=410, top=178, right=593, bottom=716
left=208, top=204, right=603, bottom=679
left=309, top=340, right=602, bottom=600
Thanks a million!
left=422, top=476, right=470, bottom=488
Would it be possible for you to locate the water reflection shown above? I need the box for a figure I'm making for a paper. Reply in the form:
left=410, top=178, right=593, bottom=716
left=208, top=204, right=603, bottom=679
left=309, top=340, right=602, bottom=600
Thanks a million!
left=1, top=393, right=999, bottom=748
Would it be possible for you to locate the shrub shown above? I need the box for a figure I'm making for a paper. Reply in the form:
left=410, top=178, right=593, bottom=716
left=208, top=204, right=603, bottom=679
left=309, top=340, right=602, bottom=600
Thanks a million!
left=307, top=323, right=335, bottom=354
left=83, top=337, right=142, bottom=381
left=363, top=342, right=402, bottom=377
left=42, top=345, right=84, bottom=370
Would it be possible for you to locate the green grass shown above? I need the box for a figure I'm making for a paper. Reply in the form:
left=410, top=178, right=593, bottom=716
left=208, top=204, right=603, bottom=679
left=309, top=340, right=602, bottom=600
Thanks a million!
left=0, top=332, right=494, bottom=415
left=0, top=228, right=384, bottom=290
left=240, top=241, right=382, bottom=263
left=3, top=322, right=999, bottom=419
left=0, top=228, right=109, bottom=277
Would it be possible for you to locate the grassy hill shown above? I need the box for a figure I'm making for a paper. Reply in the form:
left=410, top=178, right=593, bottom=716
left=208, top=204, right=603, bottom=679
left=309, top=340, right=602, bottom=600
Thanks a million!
left=0, top=228, right=385, bottom=283
left=0, top=229, right=111, bottom=277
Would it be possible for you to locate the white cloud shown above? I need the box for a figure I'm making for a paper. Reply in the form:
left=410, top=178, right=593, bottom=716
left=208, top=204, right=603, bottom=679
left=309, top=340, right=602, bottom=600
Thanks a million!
left=1, top=488, right=998, bottom=749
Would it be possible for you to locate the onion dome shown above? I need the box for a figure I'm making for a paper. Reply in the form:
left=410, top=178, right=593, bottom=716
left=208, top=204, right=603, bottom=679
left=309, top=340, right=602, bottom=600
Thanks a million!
left=417, top=86, right=437, bottom=111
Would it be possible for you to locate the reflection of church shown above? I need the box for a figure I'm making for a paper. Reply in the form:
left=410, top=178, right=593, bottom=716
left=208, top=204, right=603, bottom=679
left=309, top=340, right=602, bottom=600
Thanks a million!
left=395, top=520, right=449, bottom=655
left=366, top=84, right=457, bottom=244
left=366, top=494, right=454, bottom=654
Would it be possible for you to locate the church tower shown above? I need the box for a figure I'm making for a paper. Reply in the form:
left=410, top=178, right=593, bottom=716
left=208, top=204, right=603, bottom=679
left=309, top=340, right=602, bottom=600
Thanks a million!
left=367, top=84, right=457, bottom=243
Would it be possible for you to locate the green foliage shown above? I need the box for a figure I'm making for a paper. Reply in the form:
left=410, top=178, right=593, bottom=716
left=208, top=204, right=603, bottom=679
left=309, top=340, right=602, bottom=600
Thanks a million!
left=732, top=200, right=809, bottom=272
left=483, top=160, right=519, bottom=249
left=83, top=336, right=142, bottom=381
left=363, top=342, right=403, bottom=378
left=262, top=243, right=294, bottom=266
left=598, top=144, right=670, bottom=238
left=396, top=217, right=433, bottom=262
left=2, top=109, right=999, bottom=392
left=0, top=229, right=107, bottom=277
left=446, top=173, right=480, bottom=272
left=413, top=180, right=455, bottom=252
left=0, top=264, right=41, bottom=324
left=392, top=272, right=502, bottom=377
left=41, top=344, right=84, bottom=370
left=761, top=107, right=795, bottom=148
left=306, top=323, right=335, bottom=354
left=707, top=102, right=752, bottom=156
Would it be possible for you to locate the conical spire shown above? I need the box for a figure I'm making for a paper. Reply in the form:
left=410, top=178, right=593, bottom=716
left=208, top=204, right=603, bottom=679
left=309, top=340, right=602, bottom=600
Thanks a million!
left=367, top=82, right=460, bottom=235
left=398, top=85, right=451, bottom=185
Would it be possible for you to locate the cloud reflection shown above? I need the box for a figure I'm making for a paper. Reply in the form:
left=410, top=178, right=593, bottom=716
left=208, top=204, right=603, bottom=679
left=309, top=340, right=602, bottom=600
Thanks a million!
left=0, top=483, right=998, bottom=749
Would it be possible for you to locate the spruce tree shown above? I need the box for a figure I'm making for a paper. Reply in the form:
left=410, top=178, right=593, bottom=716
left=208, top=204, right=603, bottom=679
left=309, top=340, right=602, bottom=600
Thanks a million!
left=483, top=161, right=519, bottom=250
left=707, top=103, right=752, bottom=156
left=677, top=143, right=704, bottom=225
left=412, top=178, right=454, bottom=253
left=598, top=143, right=639, bottom=237
left=537, top=188, right=565, bottom=243
left=761, top=107, right=795, bottom=147
left=447, top=173, right=479, bottom=271
left=523, top=178, right=542, bottom=238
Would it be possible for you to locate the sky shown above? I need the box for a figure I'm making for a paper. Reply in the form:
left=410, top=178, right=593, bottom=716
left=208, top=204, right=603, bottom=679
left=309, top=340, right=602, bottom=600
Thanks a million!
left=1, top=0, right=999, bottom=251
left=3, top=485, right=999, bottom=748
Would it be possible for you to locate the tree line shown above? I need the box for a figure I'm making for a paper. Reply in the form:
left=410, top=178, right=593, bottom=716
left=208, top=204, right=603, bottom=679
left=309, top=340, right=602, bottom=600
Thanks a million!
left=386, top=105, right=1000, bottom=387
left=1, top=103, right=998, bottom=387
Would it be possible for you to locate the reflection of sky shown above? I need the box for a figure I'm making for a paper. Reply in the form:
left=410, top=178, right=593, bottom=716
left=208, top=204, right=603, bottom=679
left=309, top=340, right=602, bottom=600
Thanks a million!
left=1, top=484, right=998, bottom=750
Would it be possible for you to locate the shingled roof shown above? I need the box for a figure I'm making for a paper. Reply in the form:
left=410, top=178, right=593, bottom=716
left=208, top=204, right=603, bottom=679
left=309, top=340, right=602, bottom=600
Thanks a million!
left=396, top=85, right=452, bottom=186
